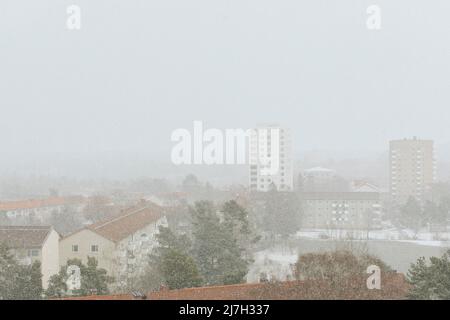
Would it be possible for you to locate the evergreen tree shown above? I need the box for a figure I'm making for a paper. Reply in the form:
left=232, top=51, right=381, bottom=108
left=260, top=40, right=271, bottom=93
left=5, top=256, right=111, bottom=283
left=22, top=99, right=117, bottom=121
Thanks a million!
left=45, top=272, right=68, bottom=298
left=221, top=200, right=259, bottom=246
left=157, top=249, right=202, bottom=289
left=46, top=257, right=113, bottom=298
left=141, top=201, right=256, bottom=290
left=147, top=226, right=202, bottom=290
left=263, top=190, right=301, bottom=237
left=407, top=250, right=450, bottom=300
left=15, top=261, right=43, bottom=300
left=155, top=225, right=191, bottom=253
left=191, top=201, right=251, bottom=286
left=222, top=200, right=250, bottom=234
left=0, top=243, right=43, bottom=300
left=0, top=242, right=21, bottom=299
left=399, top=197, right=423, bottom=235
left=81, top=257, right=112, bottom=295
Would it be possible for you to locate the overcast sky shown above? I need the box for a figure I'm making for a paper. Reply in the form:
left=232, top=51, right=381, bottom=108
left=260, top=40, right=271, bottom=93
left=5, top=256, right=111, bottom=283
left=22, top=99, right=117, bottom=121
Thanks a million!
left=0, top=0, right=449, bottom=177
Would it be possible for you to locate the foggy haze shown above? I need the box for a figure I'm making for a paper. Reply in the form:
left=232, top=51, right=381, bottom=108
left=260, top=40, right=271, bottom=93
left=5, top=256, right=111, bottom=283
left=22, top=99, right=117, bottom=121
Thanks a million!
left=1, top=0, right=449, bottom=180
left=2, top=0, right=450, bottom=305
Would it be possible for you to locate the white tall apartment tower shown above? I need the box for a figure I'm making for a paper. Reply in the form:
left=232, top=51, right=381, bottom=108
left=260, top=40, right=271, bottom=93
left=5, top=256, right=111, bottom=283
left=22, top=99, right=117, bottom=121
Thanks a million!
left=249, top=124, right=293, bottom=192
left=389, top=137, right=436, bottom=205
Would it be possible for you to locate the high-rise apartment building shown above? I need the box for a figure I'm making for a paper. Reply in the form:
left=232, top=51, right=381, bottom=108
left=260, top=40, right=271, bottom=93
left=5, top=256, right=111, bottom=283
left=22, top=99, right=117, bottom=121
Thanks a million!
left=249, top=125, right=293, bottom=192
left=389, top=137, right=436, bottom=204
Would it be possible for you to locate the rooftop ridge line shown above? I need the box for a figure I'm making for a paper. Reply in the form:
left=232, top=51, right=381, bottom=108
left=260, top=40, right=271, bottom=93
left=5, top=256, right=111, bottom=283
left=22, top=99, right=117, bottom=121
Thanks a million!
left=92, top=206, right=151, bottom=230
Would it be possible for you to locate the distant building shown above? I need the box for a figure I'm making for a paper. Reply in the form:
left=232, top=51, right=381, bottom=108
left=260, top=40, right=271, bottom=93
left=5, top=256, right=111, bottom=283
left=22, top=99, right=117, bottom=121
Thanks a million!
left=389, top=138, right=436, bottom=204
left=300, top=167, right=349, bottom=192
left=351, top=180, right=380, bottom=193
left=300, top=192, right=381, bottom=230
left=59, top=203, right=168, bottom=289
left=249, top=125, right=293, bottom=192
left=0, top=196, right=85, bottom=222
left=0, top=226, right=60, bottom=289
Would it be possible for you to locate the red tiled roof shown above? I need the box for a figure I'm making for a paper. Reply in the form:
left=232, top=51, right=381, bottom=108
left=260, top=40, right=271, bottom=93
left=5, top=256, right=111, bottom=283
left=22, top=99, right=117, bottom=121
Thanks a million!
left=85, top=202, right=164, bottom=243
left=0, top=196, right=85, bottom=211
left=0, top=226, right=54, bottom=249
left=147, top=282, right=270, bottom=300
left=149, top=274, right=409, bottom=300
left=57, top=274, right=410, bottom=300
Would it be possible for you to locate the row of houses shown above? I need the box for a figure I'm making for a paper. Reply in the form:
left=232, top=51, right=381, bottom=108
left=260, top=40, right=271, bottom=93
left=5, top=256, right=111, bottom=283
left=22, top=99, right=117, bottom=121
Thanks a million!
left=0, top=201, right=168, bottom=290
left=0, top=196, right=86, bottom=221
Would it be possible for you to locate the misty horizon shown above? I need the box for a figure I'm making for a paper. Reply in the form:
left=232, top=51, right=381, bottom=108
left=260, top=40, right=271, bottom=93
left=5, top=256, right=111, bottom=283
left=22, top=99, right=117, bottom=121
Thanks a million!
left=1, top=0, right=449, bottom=182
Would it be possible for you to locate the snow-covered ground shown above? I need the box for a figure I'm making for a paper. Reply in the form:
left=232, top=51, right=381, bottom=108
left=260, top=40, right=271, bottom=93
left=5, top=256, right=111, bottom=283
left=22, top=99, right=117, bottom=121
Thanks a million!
left=247, top=229, right=450, bottom=282
left=247, top=247, right=297, bottom=283
left=296, top=228, right=450, bottom=246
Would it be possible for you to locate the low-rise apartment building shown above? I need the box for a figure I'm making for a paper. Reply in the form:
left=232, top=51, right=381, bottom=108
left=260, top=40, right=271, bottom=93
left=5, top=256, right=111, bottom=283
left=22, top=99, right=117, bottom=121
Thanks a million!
left=59, top=203, right=168, bottom=290
left=0, top=226, right=60, bottom=289
left=300, top=192, right=382, bottom=230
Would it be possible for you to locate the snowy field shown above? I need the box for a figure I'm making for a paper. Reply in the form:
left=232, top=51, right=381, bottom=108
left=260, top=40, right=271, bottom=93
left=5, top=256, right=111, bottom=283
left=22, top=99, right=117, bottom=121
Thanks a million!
left=247, top=231, right=450, bottom=282
left=296, top=228, right=450, bottom=245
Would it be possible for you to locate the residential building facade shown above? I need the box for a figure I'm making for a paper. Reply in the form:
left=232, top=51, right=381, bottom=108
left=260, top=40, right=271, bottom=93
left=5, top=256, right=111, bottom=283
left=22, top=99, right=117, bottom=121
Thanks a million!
left=59, top=203, right=168, bottom=290
left=300, top=192, right=382, bottom=230
left=389, top=138, right=436, bottom=205
left=249, top=124, right=293, bottom=192
left=0, top=226, right=60, bottom=289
